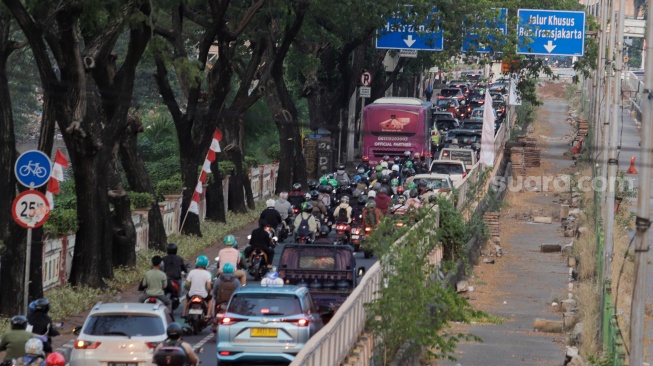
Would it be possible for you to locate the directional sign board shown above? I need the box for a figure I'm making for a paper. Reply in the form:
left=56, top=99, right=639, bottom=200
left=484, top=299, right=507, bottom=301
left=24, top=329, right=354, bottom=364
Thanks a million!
left=517, top=9, right=585, bottom=56
left=12, top=190, right=50, bottom=228
left=14, top=150, right=52, bottom=188
left=376, top=9, right=443, bottom=51
left=462, top=8, right=508, bottom=53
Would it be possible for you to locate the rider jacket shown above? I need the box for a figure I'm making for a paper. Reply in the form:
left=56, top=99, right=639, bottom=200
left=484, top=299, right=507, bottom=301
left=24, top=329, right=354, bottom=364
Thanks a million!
left=249, top=228, right=272, bottom=248
left=274, top=198, right=292, bottom=220
left=260, top=207, right=282, bottom=229
left=374, top=192, right=392, bottom=215
left=162, top=254, right=185, bottom=281
left=309, top=199, right=328, bottom=220
left=27, top=312, right=60, bottom=338
left=288, top=190, right=305, bottom=208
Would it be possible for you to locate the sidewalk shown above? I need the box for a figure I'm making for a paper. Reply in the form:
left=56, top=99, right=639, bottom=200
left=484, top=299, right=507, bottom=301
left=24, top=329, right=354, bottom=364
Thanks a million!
left=441, top=81, right=574, bottom=365
left=51, top=219, right=259, bottom=358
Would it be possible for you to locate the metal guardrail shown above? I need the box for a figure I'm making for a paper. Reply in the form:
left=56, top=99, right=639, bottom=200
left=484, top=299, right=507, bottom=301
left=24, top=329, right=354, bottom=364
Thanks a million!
left=290, top=206, right=441, bottom=366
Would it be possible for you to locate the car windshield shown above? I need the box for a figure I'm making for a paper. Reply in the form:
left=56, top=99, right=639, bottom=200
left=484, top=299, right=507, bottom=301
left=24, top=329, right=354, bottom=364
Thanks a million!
left=83, top=314, right=165, bottom=337
left=462, top=122, right=483, bottom=129
left=431, top=164, right=464, bottom=174
left=425, top=179, right=451, bottom=189
left=448, top=133, right=480, bottom=144
left=437, top=121, right=458, bottom=130
left=440, top=89, right=461, bottom=97
left=470, top=110, right=484, bottom=118
left=228, top=294, right=302, bottom=317
left=433, top=113, right=453, bottom=121
left=436, top=99, right=456, bottom=108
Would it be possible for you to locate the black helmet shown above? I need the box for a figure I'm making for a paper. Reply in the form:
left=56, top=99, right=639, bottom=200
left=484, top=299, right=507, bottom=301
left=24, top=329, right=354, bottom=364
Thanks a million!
left=307, top=180, right=318, bottom=190
left=420, top=161, right=428, bottom=169
left=302, top=202, right=313, bottom=213
left=318, top=184, right=329, bottom=193
left=337, top=163, right=346, bottom=170
left=11, top=315, right=28, bottom=330
left=310, top=190, right=319, bottom=200
left=380, top=175, right=390, bottom=185
left=166, top=243, right=178, bottom=255
left=358, top=195, right=368, bottom=204
left=338, top=179, right=348, bottom=187
left=166, top=322, right=183, bottom=340
left=34, top=298, right=50, bottom=313
left=409, top=188, right=419, bottom=198
left=394, top=156, right=401, bottom=164
left=292, top=183, right=302, bottom=191
left=325, top=184, right=334, bottom=192
left=379, top=187, right=389, bottom=195
left=382, top=155, right=390, bottom=161
left=418, top=179, right=428, bottom=188
left=319, top=225, right=330, bottom=237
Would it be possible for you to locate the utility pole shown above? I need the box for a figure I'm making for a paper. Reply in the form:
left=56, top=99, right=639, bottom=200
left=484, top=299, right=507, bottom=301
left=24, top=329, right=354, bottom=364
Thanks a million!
left=629, top=0, right=653, bottom=361
left=601, top=0, right=617, bottom=224
left=604, top=0, right=625, bottom=285
left=592, top=0, right=608, bottom=158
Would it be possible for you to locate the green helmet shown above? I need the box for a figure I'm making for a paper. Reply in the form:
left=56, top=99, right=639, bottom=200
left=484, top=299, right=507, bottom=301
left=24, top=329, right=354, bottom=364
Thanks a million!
left=224, top=234, right=236, bottom=247
left=405, top=161, right=413, bottom=168
left=406, top=182, right=417, bottom=190
left=319, top=177, right=328, bottom=185
left=196, top=255, right=209, bottom=268
left=375, top=164, right=383, bottom=172
left=328, top=178, right=338, bottom=187
left=391, top=178, right=399, bottom=187
left=223, top=263, right=235, bottom=274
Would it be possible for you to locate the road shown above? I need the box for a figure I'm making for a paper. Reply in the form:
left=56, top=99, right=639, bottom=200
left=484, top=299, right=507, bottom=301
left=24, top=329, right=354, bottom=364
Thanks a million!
left=175, top=239, right=378, bottom=366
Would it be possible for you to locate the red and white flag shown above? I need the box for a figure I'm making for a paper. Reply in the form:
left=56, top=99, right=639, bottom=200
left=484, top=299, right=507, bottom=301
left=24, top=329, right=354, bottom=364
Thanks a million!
left=46, top=149, right=70, bottom=209
left=188, top=129, right=222, bottom=215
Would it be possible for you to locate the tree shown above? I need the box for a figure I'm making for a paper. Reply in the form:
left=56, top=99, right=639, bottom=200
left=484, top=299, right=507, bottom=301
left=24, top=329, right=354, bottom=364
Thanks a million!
left=4, top=0, right=153, bottom=287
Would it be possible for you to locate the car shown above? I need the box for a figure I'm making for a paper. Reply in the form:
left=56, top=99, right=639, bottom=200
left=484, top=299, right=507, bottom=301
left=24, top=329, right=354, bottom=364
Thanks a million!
left=428, top=161, right=468, bottom=186
left=460, top=119, right=484, bottom=131
left=216, top=285, right=325, bottom=364
left=467, top=92, right=485, bottom=108
left=433, top=111, right=457, bottom=122
left=70, top=302, right=168, bottom=366
left=448, top=83, right=469, bottom=96
left=493, top=100, right=506, bottom=120
left=438, top=88, right=465, bottom=101
left=469, top=107, right=497, bottom=120
left=434, top=98, right=461, bottom=118
left=443, top=129, right=482, bottom=152
left=435, top=118, right=460, bottom=132
left=406, top=173, right=455, bottom=200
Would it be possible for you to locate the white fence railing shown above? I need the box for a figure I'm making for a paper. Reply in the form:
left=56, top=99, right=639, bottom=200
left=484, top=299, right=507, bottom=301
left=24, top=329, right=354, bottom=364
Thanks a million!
left=290, top=205, right=441, bottom=366
left=41, top=162, right=279, bottom=291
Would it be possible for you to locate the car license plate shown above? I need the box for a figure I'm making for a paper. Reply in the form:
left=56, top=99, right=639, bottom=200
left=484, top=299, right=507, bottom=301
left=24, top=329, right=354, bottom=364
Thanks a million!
left=189, top=308, right=203, bottom=315
left=109, top=363, right=137, bottom=366
left=251, top=328, right=278, bottom=337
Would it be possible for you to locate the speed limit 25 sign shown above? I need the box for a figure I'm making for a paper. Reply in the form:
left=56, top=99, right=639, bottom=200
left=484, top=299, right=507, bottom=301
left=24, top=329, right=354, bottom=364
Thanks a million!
left=12, top=190, right=50, bottom=228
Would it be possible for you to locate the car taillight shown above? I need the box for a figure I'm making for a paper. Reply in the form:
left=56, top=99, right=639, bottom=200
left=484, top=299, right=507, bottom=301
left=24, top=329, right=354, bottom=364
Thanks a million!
left=284, top=318, right=309, bottom=327
left=74, top=340, right=101, bottom=349
left=221, top=317, right=244, bottom=325
left=145, top=342, right=160, bottom=349
left=463, top=172, right=467, bottom=178
left=219, top=351, right=232, bottom=356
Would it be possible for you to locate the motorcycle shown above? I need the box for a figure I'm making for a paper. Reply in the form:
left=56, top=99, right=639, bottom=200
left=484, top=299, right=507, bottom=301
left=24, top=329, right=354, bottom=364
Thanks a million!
left=334, top=222, right=351, bottom=245
left=248, top=248, right=270, bottom=281
left=165, top=279, right=182, bottom=311
left=186, top=295, right=211, bottom=335
left=350, top=224, right=364, bottom=252
left=361, top=225, right=374, bottom=259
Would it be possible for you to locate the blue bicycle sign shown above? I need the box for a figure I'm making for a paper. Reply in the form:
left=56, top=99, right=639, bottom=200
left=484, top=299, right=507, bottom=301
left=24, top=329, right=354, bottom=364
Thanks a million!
left=15, top=150, right=52, bottom=188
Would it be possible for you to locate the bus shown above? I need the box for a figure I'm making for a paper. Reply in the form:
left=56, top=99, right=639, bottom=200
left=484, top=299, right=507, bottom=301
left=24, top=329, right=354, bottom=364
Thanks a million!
left=362, top=97, right=433, bottom=166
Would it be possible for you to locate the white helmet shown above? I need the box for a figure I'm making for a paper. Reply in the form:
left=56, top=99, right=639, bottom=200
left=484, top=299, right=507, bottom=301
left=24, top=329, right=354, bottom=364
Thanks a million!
left=25, top=338, right=44, bottom=356
left=391, top=164, right=399, bottom=172
left=381, top=161, right=388, bottom=168
left=266, top=199, right=275, bottom=207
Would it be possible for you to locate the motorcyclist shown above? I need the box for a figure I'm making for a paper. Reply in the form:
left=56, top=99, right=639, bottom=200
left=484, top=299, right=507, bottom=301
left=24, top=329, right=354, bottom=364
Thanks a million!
left=288, top=183, right=306, bottom=209
left=351, top=195, right=367, bottom=224
left=378, top=175, right=392, bottom=194
left=402, top=150, right=412, bottom=165
left=26, top=299, right=59, bottom=353
left=138, top=256, right=172, bottom=310
left=362, top=200, right=382, bottom=228
left=260, top=199, right=282, bottom=233
left=406, top=188, right=423, bottom=210
left=261, top=270, right=285, bottom=287
left=333, top=196, right=353, bottom=224
left=357, top=156, right=371, bottom=173
left=390, top=164, right=400, bottom=180
left=17, top=338, right=46, bottom=366
left=317, top=184, right=332, bottom=209
left=0, top=315, right=33, bottom=362
left=374, top=187, right=392, bottom=215
left=308, top=190, right=328, bottom=223
left=335, top=179, right=352, bottom=202
left=162, top=243, right=186, bottom=301
left=153, top=323, right=200, bottom=366
left=390, top=178, right=400, bottom=195
left=391, top=195, right=409, bottom=215
left=369, top=164, right=383, bottom=182
left=211, top=263, right=241, bottom=331
left=313, top=225, right=334, bottom=244
left=380, top=161, right=391, bottom=176
left=307, top=179, right=319, bottom=192
left=350, top=179, right=363, bottom=198
left=293, top=202, right=318, bottom=242
left=245, top=219, right=276, bottom=265
left=217, top=235, right=248, bottom=285
left=334, top=163, right=350, bottom=184
left=274, top=192, right=293, bottom=224
left=183, top=255, right=213, bottom=318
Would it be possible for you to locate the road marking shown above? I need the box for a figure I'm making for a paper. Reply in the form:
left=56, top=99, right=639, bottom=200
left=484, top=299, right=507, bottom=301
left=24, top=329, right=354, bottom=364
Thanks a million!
left=193, top=332, right=215, bottom=349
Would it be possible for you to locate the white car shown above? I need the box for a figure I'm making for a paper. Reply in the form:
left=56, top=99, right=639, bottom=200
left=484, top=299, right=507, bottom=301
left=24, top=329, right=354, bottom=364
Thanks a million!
left=405, top=173, right=455, bottom=201
left=70, top=302, right=168, bottom=366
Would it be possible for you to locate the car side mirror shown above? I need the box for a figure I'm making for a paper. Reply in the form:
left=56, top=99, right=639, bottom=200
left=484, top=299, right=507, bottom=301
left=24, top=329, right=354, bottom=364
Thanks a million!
left=72, top=326, right=81, bottom=335
left=357, top=266, right=366, bottom=277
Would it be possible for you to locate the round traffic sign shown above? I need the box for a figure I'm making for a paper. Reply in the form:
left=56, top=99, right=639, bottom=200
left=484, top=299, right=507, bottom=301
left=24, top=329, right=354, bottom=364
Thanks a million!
left=12, top=190, right=51, bottom=229
left=360, top=71, right=372, bottom=87
left=14, top=150, right=52, bottom=188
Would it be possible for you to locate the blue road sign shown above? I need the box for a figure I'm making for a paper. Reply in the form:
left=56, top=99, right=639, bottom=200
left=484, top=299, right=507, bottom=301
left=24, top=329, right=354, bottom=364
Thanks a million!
left=517, top=9, right=585, bottom=56
left=462, top=8, right=508, bottom=53
left=15, top=150, right=52, bottom=188
left=376, top=11, right=443, bottom=51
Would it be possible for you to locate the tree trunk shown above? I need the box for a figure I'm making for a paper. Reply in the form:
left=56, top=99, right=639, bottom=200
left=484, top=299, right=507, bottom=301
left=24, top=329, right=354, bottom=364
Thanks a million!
left=108, top=142, right=136, bottom=267
left=67, top=148, right=114, bottom=287
left=179, top=150, right=202, bottom=236
left=205, top=159, right=226, bottom=222
left=119, top=115, right=167, bottom=251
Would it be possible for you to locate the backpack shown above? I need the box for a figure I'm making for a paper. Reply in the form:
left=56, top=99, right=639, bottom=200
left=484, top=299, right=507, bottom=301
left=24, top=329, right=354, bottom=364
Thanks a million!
left=296, top=214, right=311, bottom=237
left=336, top=206, right=349, bottom=222
left=217, top=275, right=238, bottom=304
left=153, top=340, right=187, bottom=366
left=16, top=356, right=44, bottom=366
